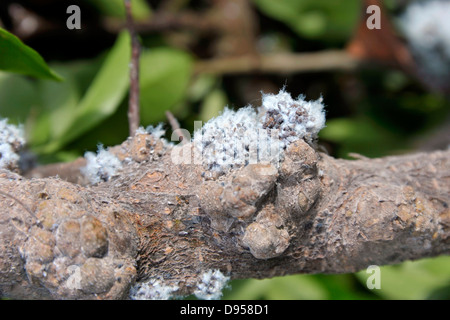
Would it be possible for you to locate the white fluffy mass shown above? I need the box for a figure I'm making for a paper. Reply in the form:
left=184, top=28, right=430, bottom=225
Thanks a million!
left=193, top=106, right=273, bottom=171
left=0, top=118, right=25, bottom=170
left=399, top=0, right=450, bottom=80
left=129, top=279, right=179, bottom=300
left=260, top=90, right=326, bottom=147
left=193, top=89, right=325, bottom=172
left=81, top=145, right=122, bottom=184
left=194, top=269, right=230, bottom=300
left=144, top=123, right=166, bottom=140
left=0, top=144, right=19, bottom=169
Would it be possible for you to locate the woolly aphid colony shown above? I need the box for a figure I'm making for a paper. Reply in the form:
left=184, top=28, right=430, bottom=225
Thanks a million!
left=81, top=124, right=168, bottom=184
left=130, top=269, right=230, bottom=300
left=191, top=89, right=326, bottom=173
left=399, top=0, right=450, bottom=88
left=0, top=119, right=25, bottom=171
left=81, top=145, right=123, bottom=184
left=129, top=90, right=326, bottom=300
left=81, top=89, right=326, bottom=184
left=0, top=90, right=325, bottom=300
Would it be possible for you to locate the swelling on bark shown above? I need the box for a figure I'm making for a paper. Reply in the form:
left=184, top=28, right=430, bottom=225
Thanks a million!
left=193, top=89, right=325, bottom=173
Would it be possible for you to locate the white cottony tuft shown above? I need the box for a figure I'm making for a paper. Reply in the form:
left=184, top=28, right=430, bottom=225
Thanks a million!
left=134, top=126, right=148, bottom=135
left=193, top=89, right=326, bottom=173
left=194, top=269, right=230, bottom=300
left=260, top=89, right=326, bottom=148
left=145, top=123, right=166, bottom=140
left=0, top=119, right=25, bottom=146
left=0, top=118, right=25, bottom=170
left=399, top=0, right=450, bottom=87
left=0, top=144, right=20, bottom=169
left=130, top=279, right=179, bottom=300
left=81, top=145, right=122, bottom=184
left=193, top=106, right=272, bottom=172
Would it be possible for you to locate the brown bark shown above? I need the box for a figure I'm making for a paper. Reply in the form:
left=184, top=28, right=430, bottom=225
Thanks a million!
left=0, top=134, right=449, bottom=299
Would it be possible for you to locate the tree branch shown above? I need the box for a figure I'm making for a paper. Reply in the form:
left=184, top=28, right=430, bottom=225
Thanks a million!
left=194, top=50, right=360, bottom=75
left=0, top=135, right=448, bottom=299
left=103, top=11, right=218, bottom=34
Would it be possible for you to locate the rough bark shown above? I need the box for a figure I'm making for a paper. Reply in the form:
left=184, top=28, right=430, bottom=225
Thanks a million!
left=0, top=133, right=449, bottom=299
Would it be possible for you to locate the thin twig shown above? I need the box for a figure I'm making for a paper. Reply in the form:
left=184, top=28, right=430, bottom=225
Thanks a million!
left=124, top=0, right=141, bottom=136
left=165, top=110, right=188, bottom=142
left=103, top=12, right=218, bottom=34
left=194, top=50, right=360, bottom=75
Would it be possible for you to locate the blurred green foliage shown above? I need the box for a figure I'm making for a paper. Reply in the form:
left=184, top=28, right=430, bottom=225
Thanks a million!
left=35, top=31, right=131, bottom=154
left=86, top=0, right=152, bottom=20
left=0, top=27, right=62, bottom=80
left=139, top=48, right=192, bottom=125
left=356, top=256, right=450, bottom=300
left=222, top=256, right=450, bottom=300
left=253, top=0, right=360, bottom=43
left=0, top=29, right=192, bottom=161
left=0, top=0, right=448, bottom=300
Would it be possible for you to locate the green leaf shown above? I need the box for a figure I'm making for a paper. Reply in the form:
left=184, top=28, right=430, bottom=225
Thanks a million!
left=187, top=74, right=218, bottom=103
left=0, top=27, right=62, bottom=81
left=199, top=88, right=227, bottom=122
left=37, top=31, right=131, bottom=153
left=37, top=65, right=82, bottom=140
left=139, top=48, right=192, bottom=125
left=319, top=117, right=407, bottom=158
left=320, top=118, right=382, bottom=144
left=66, top=99, right=130, bottom=153
left=26, top=58, right=103, bottom=149
left=0, top=72, right=38, bottom=123
left=223, top=275, right=328, bottom=300
left=253, top=0, right=360, bottom=42
left=356, top=257, right=450, bottom=300
left=28, top=112, right=52, bottom=147
left=86, top=0, right=152, bottom=20
left=314, top=274, right=378, bottom=300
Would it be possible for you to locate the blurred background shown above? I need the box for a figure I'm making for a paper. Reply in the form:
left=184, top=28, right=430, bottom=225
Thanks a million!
left=0, top=0, right=449, bottom=299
